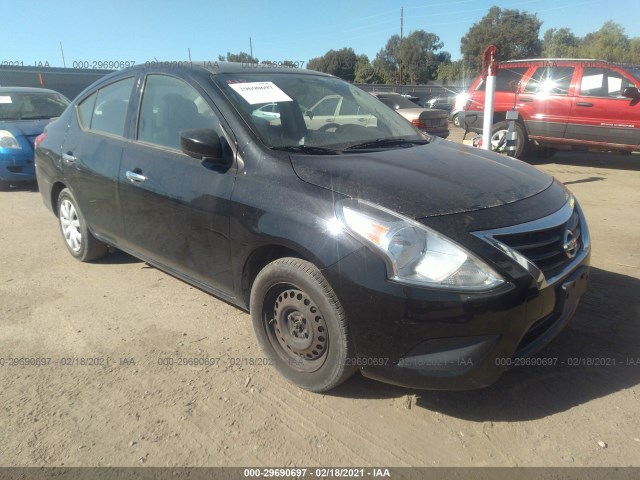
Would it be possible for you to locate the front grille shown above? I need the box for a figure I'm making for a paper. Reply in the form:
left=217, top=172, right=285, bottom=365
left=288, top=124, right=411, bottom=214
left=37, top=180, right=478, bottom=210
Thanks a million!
left=493, top=209, right=582, bottom=279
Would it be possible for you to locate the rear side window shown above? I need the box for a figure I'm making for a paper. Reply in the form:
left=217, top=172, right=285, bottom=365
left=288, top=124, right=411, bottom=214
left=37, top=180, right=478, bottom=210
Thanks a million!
left=523, top=66, right=575, bottom=95
left=313, top=97, right=339, bottom=116
left=477, top=67, right=528, bottom=92
left=77, top=77, right=135, bottom=137
left=580, top=67, right=635, bottom=98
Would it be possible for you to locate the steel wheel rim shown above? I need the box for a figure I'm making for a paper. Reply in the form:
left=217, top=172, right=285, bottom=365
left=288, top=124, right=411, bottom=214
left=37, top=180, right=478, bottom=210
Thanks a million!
left=265, top=285, right=329, bottom=373
left=59, top=199, right=82, bottom=252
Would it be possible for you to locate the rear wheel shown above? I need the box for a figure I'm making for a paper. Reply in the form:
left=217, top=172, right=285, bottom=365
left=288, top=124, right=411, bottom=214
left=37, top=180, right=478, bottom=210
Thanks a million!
left=250, top=257, right=357, bottom=392
left=452, top=113, right=461, bottom=128
left=57, top=188, right=108, bottom=262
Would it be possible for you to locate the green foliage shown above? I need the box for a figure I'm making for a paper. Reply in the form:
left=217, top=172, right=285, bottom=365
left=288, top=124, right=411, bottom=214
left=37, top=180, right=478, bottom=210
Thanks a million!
left=541, top=21, right=640, bottom=64
left=218, top=52, right=258, bottom=63
left=372, top=31, right=450, bottom=84
left=461, top=6, right=542, bottom=72
left=307, top=48, right=358, bottom=82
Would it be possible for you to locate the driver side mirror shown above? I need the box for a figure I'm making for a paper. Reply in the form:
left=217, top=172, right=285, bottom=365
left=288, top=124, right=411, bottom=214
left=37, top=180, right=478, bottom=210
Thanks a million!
left=623, top=86, right=640, bottom=100
left=305, top=109, right=314, bottom=120
left=180, top=128, right=231, bottom=168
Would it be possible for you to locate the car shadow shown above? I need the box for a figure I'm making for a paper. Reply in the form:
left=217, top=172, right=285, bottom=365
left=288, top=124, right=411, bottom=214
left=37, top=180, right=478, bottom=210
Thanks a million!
left=94, top=248, right=144, bottom=265
left=3, top=181, right=39, bottom=192
left=331, top=267, right=640, bottom=420
left=530, top=151, right=640, bottom=172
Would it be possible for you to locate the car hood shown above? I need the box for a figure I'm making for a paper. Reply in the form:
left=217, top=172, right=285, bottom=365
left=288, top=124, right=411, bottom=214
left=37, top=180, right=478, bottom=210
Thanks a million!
left=0, top=118, right=51, bottom=136
left=289, top=138, right=553, bottom=218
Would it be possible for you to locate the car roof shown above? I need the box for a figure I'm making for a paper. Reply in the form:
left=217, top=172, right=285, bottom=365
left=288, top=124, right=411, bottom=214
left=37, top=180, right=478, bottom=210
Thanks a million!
left=112, top=61, right=331, bottom=77
left=0, top=86, right=64, bottom=94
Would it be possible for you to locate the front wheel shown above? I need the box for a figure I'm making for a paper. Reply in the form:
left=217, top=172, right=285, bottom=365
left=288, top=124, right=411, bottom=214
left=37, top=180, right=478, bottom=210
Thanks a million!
left=250, top=258, right=357, bottom=392
left=57, top=188, right=108, bottom=262
left=452, top=113, right=461, bottom=128
left=491, top=121, right=527, bottom=158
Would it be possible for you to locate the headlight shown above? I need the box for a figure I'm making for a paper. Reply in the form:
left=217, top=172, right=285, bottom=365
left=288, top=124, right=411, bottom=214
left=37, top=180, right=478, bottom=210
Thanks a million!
left=336, top=198, right=504, bottom=290
left=0, top=130, right=21, bottom=149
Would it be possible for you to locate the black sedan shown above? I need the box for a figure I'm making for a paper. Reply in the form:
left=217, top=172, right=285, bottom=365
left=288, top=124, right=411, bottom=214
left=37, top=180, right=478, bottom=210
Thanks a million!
left=35, top=62, right=590, bottom=392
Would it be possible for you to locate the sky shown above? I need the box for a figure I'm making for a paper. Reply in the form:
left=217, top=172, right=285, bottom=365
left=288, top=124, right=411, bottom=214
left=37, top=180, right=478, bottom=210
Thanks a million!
left=2, top=0, right=639, bottom=69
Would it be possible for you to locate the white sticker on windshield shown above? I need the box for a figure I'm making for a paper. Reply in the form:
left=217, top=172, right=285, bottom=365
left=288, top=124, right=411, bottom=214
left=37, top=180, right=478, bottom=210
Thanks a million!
left=228, top=82, right=292, bottom=105
left=0, top=96, right=13, bottom=104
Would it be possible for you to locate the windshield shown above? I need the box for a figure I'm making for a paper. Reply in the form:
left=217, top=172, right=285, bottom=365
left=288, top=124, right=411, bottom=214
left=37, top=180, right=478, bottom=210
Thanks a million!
left=0, top=91, right=69, bottom=121
left=213, top=73, right=426, bottom=152
left=625, top=65, right=640, bottom=82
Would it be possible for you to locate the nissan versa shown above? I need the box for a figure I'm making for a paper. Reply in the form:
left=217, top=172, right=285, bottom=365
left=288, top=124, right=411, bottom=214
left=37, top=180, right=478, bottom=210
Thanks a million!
left=35, top=62, right=590, bottom=392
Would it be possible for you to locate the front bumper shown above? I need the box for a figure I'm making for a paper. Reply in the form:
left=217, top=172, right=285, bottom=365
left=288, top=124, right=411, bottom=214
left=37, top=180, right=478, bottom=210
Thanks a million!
left=0, top=151, right=36, bottom=182
left=322, top=199, right=590, bottom=390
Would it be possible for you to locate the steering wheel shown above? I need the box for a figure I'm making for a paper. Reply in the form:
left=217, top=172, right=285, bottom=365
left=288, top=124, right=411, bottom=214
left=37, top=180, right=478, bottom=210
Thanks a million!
left=318, top=122, right=342, bottom=133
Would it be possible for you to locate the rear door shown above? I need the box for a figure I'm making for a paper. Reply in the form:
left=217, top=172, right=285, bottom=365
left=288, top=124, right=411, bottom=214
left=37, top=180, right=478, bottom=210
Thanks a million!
left=61, top=76, right=136, bottom=245
left=566, top=64, right=640, bottom=148
left=118, top=73, right=237, bottom=294
left=518, top=64, right=577, bottom=141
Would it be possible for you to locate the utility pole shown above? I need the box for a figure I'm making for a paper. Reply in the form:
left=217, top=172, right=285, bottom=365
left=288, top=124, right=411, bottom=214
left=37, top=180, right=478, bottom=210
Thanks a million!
left=59, top=42, right=66, bottom=68
left=250, top=37, right=253, bottom=60
left=399, top=7, right=403, bottom=86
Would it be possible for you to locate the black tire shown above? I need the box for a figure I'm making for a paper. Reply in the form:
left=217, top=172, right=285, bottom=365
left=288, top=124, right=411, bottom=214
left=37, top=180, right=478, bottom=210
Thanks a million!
left=57, top=188, right=108, bottom=262
left=250, top=257, right=357, bottom=392
left=0, top=180, right=10, bottom=191
left=491, top=121, right=528, bottom=159
left=452, top=113, right=461, bottom=128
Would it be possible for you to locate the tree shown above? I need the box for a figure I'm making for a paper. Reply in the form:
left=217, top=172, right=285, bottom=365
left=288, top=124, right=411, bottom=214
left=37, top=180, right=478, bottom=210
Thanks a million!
left=354, top=54, right=384, bottom=84
left=218, top=52, right=258, bottom=63
left=460, top=6, right=542, bottom=73
left=373, top=30, right=450, bottom=84
left=582, top=21, right=632, bottom=62
left=307, top=48, right=358, bottom=82
left=542, top=28, right=580, bottom=58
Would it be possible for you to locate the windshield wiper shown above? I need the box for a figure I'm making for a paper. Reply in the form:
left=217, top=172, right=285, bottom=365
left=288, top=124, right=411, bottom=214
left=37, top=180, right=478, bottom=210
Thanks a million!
left=345, top=138, right=430, bottom=151
left=272, top=145, right=341, bottom=155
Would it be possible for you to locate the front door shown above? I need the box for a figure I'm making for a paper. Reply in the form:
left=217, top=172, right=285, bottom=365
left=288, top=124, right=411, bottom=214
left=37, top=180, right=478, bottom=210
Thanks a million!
left=118, top=74, right=237, bottom=294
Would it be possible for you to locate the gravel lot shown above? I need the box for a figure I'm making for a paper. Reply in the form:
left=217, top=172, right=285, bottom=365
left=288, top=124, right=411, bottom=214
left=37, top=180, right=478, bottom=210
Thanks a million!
left=1, top=126, right=639, bottom=467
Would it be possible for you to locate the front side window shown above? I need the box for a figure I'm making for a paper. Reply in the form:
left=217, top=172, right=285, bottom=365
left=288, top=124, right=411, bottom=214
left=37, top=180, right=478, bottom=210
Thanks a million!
left=580, top=67, right=635, bottom=98
left=77, top=77, right=135, bottom=137
left=138, top=75, right=220, bottom=150
left=477, top=67, right=528, bottom=92
left=523, top=66, right=575, bottom=95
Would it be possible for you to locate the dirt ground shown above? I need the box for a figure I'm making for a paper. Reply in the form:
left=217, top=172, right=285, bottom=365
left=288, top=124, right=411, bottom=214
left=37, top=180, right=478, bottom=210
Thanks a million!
left=1, top=127, right=639, bottom=468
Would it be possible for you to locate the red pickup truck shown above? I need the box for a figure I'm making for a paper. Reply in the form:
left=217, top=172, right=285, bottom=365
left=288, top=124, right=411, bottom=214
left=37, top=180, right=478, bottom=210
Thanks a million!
left=462, top=59, right=640, bottom=158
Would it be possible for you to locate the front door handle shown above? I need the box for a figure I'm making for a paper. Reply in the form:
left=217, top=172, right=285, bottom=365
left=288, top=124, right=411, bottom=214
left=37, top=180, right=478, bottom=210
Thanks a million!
left=126, top=170, right=147, bottom=183
left=520, top=97, right=533, bottom=103
left=62, top=153, right=77, bottom=164
left=576, top=102, right=594, bottom=107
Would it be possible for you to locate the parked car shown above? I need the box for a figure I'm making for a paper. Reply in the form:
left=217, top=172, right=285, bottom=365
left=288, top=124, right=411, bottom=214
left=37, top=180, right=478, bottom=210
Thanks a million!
left=36, top=62, right=590, bottom=392
left=370, top=92, right=449, bottom=138
left=0, top=87, right=69, bottom=190
left=462, top=59, right=640, bottom=158
left=424, top=94, right=456, bottom=111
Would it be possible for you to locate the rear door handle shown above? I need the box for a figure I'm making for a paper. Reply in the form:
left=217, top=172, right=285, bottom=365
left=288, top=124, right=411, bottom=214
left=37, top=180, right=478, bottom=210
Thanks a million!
left=126, top=170, right=147, bottom=183
left=576, top=102, right=594, bottom=107
left=62, top=153, right=77, bottom=164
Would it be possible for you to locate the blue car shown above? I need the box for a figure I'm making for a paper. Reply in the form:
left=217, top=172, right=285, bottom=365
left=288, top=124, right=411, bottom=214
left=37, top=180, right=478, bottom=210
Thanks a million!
left=0, top=87, right=69, bottom=190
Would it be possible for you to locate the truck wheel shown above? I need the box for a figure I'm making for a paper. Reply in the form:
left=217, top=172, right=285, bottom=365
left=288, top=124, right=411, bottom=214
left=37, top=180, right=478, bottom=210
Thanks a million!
left=491, top=121, right=527, bottom=159
left=250, top=257, right=357, bottom=392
